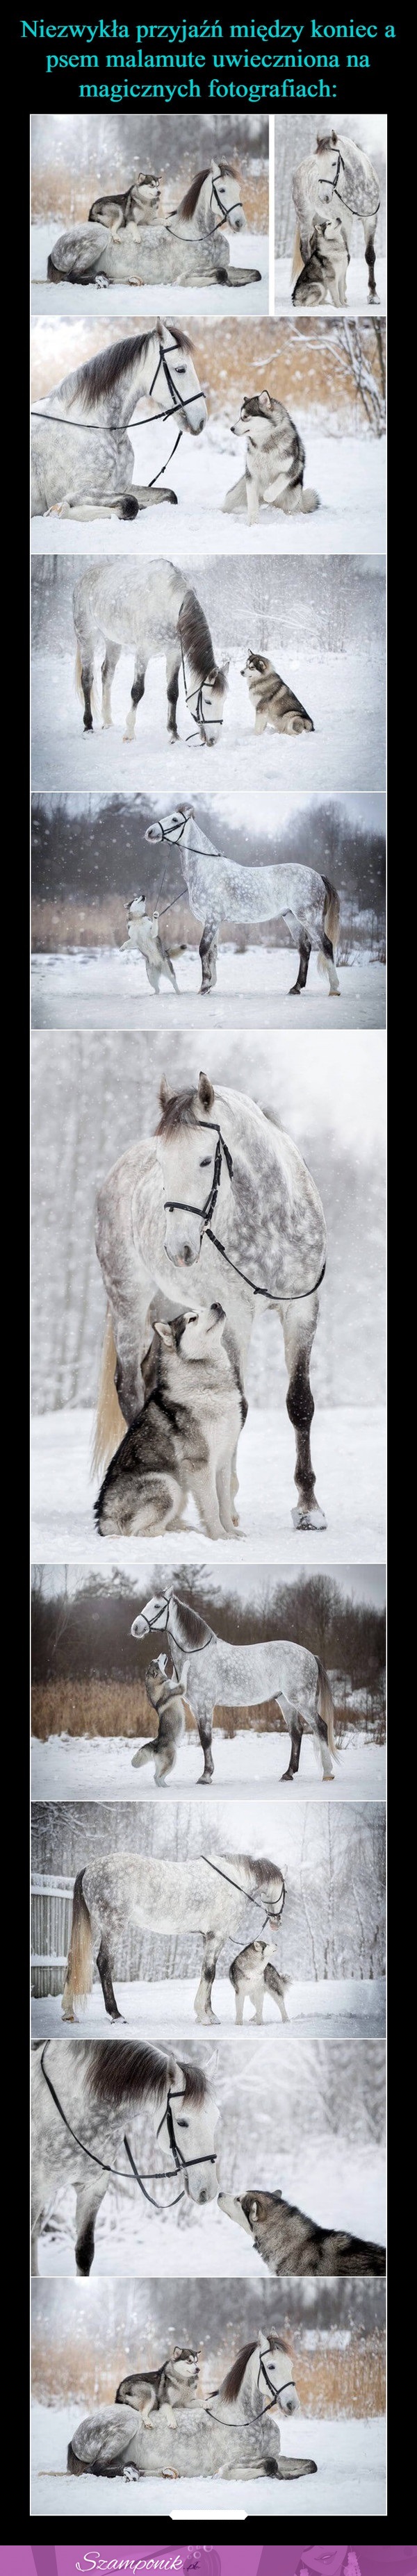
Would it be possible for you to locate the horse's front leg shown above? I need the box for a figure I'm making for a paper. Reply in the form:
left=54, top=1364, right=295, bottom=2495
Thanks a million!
left=199, top=920, right=218, bottom=993
left=75, top=2177, right=108, bottom=2276
left=194, top=1932, right=221, bottom=2020
left=281, top=1292, right=327, bottom=1530
left=364, top=217, right=379, bottom=302
left=101, top=641, right=121, bottom=729
left=195, top=1696, right=214, bottom=1784
left=165, top=646, right=180, bottom=742
left=124, top=654, right=145, bottom=742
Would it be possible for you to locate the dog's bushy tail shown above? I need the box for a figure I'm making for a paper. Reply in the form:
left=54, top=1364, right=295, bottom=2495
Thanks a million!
left=302, top=487, right=320, bottom=513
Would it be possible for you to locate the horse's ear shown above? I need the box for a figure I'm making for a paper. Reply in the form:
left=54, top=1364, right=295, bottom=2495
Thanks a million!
left=159, top=1074, right=170, bottom=1109
left=198, top=1071, right=214, bottom=1112
left=259, top=389, right=272, bottom=411
left=210, top=157, right=218, bottom=174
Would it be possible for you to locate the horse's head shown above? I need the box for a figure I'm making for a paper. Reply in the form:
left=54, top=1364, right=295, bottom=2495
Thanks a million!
left=157, top=322, right=207, bottom=436
left=156, top=1071, right=232, bottom=1269
left=257, top=2330, right=299, bottom=2416
left=131, top=1593, right=170, bottom=1642
left=172, top=2057, right=220, bottom=2204
left=210, top=157, right=246, bottom=231
left=145, top=804, right=194, bottom=848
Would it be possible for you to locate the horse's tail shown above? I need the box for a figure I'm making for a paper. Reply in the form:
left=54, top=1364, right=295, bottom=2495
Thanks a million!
left=316, top=1657, right=337, bottom=1759
left=91, top=1307, right=126, bottom=1478
left=62, top=1870, right=93, bottom=2019
left=317, top=877, right=340, bottom=976
left=291, top=221, right=304, bottom=283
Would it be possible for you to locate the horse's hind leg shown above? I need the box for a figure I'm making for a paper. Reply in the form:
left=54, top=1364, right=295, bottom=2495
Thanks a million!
left=280, top=1707, right=303, bottom=1782
left=199, top=921, right=218, bottom=993
left=166, top=647, right=180, bottom=743
left=96, top=1934, right=124, bottom=2022
left=364, top=217, right=379, bottom=302
left=282, top=1294, right=327, bottom=1531
left=124, top=655, right=145, bottom=743
left=289, top=932, right=311, bottom=996
left=195, top=1703, right=214, bottom=1785
left=101, top=641, right=121, bottom=727
left=194, top=1933, right=221, bottom=2021
left=75, top=2179, right=107, bottom=2276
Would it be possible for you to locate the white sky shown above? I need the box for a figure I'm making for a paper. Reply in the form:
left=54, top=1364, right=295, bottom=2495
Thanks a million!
left=33, top=1563, right=385, bottom=1608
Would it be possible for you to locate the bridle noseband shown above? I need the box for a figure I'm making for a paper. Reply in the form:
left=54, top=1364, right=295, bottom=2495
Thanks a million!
left=161, top=1113, right=326, bottom=1306
left=40, top=2042, right=216, bottom=2209
left=167, top=174, right=243, bottom=239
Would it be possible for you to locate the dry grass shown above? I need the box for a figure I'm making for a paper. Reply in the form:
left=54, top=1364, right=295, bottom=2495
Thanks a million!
left=31, top=159, right=268, bottom=232
left=31, top=312, right=385, bottom=424
left=32, top=2330, right=384, bottom=2417
left=31, top=1677, right=371, bottom=1743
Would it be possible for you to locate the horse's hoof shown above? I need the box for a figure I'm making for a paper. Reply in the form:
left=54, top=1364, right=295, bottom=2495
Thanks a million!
left=197, top=1774, right=213, bottom=1786
left=322, top=1773, right=334, bottom=1783
left=291, top=1503, right=327, bottom=1532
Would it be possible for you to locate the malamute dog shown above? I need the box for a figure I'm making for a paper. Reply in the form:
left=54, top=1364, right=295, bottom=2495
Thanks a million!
left=224, top=390, right=319, bottom=522
left=126, top=896, right=179, bottom=994
left=95, top=1304, right=247, bottom=1540
left=229, top=1938, right=289, bottom=2024
left=131, top=1652, right=188, bottom=1782
left=242, top=652, right=314, bottom=736
left=293, top=215, right=349, bottom=307
left=115, top=2347, right=199, bottom=2429
left=218, top=2188, right=386, bottom=2276
left=89, top=174, right=161, bottom=235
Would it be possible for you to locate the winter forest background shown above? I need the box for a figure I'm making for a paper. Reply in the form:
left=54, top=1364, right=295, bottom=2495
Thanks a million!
left=31, top=1796, right=385, bottom=1989
left=31, top=549, right=384, bottom=664
left=31, top=789, right=386, bottom=963
left=31, top=1028, right=385, bottom=1416
left=31, top=110, right=269, bottom=229
left=31, top=1564, right=386, bottom=1747
left=275, top=114, right=386, bottom=255
left=32, top=2272, right=386, bottom=2417
left=31, top=312, right=386, bottom=442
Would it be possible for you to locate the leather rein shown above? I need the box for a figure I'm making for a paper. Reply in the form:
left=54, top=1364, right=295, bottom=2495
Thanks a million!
left=31, top=342, right=204, bottom=490
left=40, top=2041, right=216, bottom=2208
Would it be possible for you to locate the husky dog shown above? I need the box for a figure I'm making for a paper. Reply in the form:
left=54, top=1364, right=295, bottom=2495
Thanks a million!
left=95, top=1304, right=247, bottom=1540
left=218, top=2187, right=386, bottom=2277
left=224, top=391, right=319, bottom=522
left=89, top=174, right=161, bottom=234
left=293, top=217, right=349, bottom=307
left=126, top=897, right=179, bottom=995
left=242, top=652, right=314, bottom=736
left=131, top=1652, right=188, bottom=1782
left=229, top=1939, right=289, bottom=2025
left=115, top=2348, right=199, bottom=2431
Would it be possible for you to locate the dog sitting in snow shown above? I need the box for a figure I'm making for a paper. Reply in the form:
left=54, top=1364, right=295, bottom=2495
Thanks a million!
left=293, top=215, right=349, bottom=306
left=126, top=895, right=179, bottom=993
left=95, top=1305, right=247, bottom=1540
left=242, top=651, right=314, bottom=736
left=223, top=390, right=319, bottom=522
left=229, top=1938, right=289, bottom=2024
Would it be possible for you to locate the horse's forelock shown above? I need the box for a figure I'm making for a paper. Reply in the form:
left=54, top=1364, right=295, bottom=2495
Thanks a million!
left=178, top=2056, right=211, bottom=2107
left=155, top=1084, right=199, bottom=1139
left=316, top=129, right=338, bottom=154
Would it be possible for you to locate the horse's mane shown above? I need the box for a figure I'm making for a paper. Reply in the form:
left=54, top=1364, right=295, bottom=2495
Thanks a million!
left=226, top=1853, right=284, bottom=1890
left=86, top=2042, right=209, bottom=2109
left=171, top=1595, right=213, bottom=1651
left=178, top=586, right=226, bottom=691
left=75, top=323, right=192, bottom=410
left=177, top=160, right=237, bottom=220
left=316, top=129, right=338, bottom=154
left=221, top=2331, right=292, bottom=2400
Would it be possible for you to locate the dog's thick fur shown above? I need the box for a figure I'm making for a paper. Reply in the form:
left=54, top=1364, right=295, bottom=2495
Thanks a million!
left=88, top=175, right=161, bottom=233
left=126, top=898, right=179, bottom=993
left=224, top=390, right=319, bottom=522
left=131, top=1653, right=188, bottom=1782
left=95, top=1305, right=247, bottom=1539
left=218, top=2186, right=386, bottom=2276
left=229, top=1938, right=289, bottom=2024
left=115, top=2348, right=199, bottom=2429
left=293, top=217, right=349, bottom=307
left=242, top=652, right=314, bottom=736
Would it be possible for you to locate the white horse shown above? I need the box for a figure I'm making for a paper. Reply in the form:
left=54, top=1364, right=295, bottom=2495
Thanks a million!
left=131, top=1590, right=336, bottom=1785
left=31, top=2037, right=220, bottom=2274
left=31, top=322, right=207, bottom=520
left=72, top=563, right=229, bottom=744
left=292, top=129, right=381, bottom=302
left=67, top=2329, right=318, bottom=2481
left=94, top=1071, right=327, bottom=1532
left=61, top=1849, right=286, bottom=2026
left=145, top=803, right=341, bottom=996
left=47, top=161, right=261, bottom=292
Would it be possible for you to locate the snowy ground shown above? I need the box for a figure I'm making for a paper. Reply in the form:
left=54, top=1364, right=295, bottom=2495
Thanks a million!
left=31, top=1974, right=386, bottom=2042
left=31, top=2404, right=386, bottom=2516
left=31, top=424, right=386, bottom=560
left=31, top=226, right=269, bottom=315
left=31, top=1728, right=386, bottom=1805
left=275, top=258, right=386, bottom=317
left=31, top=946, right=386, bottom=1033
left=32, top=650, right=385, bottom=795
left=34, top=2135, right=386, bottom=2279
left=31, top=1403, right=386, bottom=1564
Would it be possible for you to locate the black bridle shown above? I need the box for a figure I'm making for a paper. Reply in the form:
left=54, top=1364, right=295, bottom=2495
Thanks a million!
left=207, top=2347, right=295, bottom=2424
left=167, top=174, right=243, bottom=238
left=175, top=602, right=224, bottom=742
left=202, top=1853, right=285, bottom=1932
left=31, top=340, right=206, bottom=493
left=146, top=811, right=224, bottom=914
left=136, top=1595, right=213, bottom=1656
left=39, top=2042, right=216, bottom=2209
left=162, top=1114, right=326, bottom=1306
left=317, top=147, right=380, bottom=220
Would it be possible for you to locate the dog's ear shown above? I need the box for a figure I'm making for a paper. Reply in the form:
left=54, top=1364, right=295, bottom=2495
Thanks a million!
left=159, top=1073, right=170, bottom=1109
left=154, top=1317, right=175, bottom=1347
left=198, top=1071, right=214, bottom=1112
left=259, top=389, right=272, bottom=411
left=247, top=2199, right=258, bottom=2223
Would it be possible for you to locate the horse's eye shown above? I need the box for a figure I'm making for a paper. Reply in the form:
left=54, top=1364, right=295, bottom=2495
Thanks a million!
left=175, top=365, right=186, bottom=375
left=199, top=1157, right=211, bottom=1167
left=177, top=2118, right=188, bottom=2129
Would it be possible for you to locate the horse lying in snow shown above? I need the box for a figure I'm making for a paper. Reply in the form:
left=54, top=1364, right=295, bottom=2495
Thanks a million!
left=218, top=2187, right=386, bottom=2276
left=31, top=323, right=206, bottom=522
left=67, top=2329, right=317, bottom=2480
left=47, top=162, right=262, bottom=292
